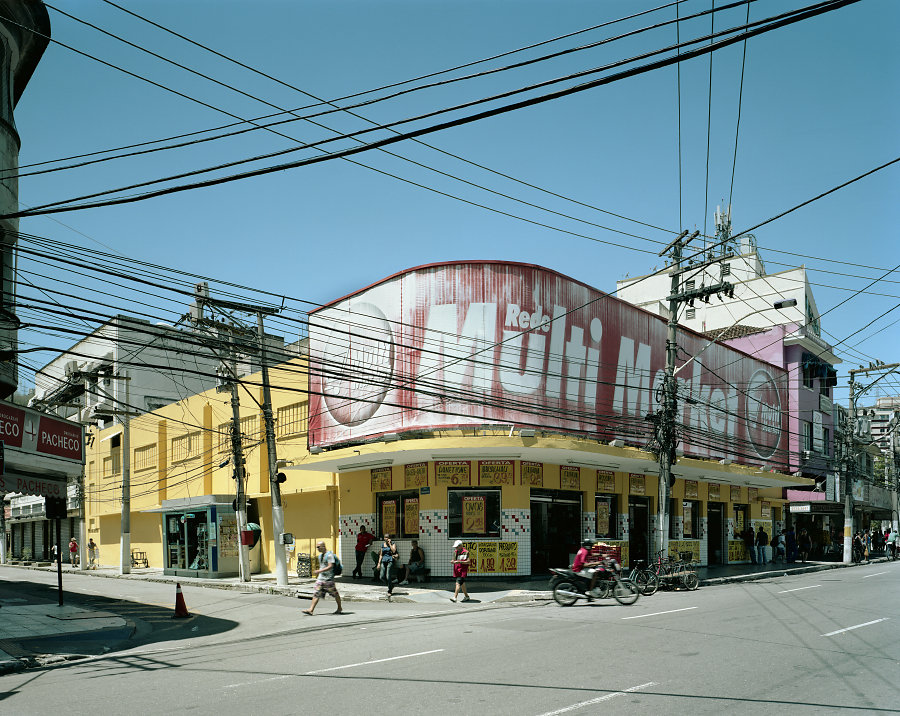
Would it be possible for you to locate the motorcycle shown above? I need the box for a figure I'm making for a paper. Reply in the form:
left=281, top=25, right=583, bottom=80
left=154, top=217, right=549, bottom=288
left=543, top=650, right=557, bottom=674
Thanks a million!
left=549, top=565, right=640, bottom=606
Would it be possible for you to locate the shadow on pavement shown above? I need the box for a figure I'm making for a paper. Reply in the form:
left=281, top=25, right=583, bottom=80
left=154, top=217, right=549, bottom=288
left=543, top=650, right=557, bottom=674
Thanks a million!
left=0, top=579, right=238, bottom=661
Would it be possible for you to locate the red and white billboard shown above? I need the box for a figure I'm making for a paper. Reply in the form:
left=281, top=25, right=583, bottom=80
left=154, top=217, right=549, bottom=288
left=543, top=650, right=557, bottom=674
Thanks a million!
left=308, top=262, right=789, bottom=468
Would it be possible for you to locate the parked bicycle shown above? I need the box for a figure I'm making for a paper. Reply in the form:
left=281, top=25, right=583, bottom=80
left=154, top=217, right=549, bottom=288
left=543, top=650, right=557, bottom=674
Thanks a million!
left=650, top=549, right=699, bottom=591
left=626, top=559, right=660, bottom=596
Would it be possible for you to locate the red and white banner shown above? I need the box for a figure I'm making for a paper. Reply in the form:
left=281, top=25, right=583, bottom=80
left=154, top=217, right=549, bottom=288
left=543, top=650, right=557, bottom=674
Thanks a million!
left=308, top=261, right=788, bottom=467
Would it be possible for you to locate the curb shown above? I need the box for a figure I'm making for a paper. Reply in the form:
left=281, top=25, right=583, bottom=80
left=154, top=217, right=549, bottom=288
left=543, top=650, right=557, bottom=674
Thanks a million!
left=699, top=556, right=889, bottom=586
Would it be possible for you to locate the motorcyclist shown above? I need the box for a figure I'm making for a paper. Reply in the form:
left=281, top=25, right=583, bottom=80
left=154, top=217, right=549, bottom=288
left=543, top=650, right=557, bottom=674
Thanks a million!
left=572, top=539, right=605, bottom=597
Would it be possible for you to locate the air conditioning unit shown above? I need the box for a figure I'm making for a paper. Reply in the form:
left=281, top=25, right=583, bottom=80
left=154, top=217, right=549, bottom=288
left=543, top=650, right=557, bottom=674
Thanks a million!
left=64, top=360, right=79, bottom=377
left=801, top=450, right=812, bottom=461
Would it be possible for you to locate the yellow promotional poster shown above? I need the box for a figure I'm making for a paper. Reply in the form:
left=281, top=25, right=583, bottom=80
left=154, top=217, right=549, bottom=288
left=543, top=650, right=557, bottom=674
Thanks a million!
left=381, top=500, right=398, bottom=536
left=735, top=509, right=745, bottom=532
left=668, top=540, right=700, bottom=560
left=683, top=502, right=692, bottom=535
left=403, top=497, right=419, bottom=536
left=462, top=541, right=479, bottom=574
left=629, top=473, right=645, bottom=495
left=728, top=540, right=748, bottom=562
left=405, top=462, right=428, bottom=489
left=730, top=485, right=742, bottom=503
left=462, top=496, right=486, bottom=534
left=477, top=541, right=498, bottom=573
left=761, top=501, right=771, bottom=519
left=596, top=502, right=610, bottom=536
left=479, top=460, right=514, bottom=486
left=498, top=541, right=518, bottom=573
left=684, top=480, right=698, bottom=499
left=597, top=470, right=615, bottom=493
left=521, top=461, right=543, bottom=487
left=435, top=460, right=471, bottom=486
left=709, top=483, right=720, bottom=501
left=371, top=467, right=392, bottom=491
left=560, top=466, right=580, bottom=490
left=748, top=487, right=758, bottom=502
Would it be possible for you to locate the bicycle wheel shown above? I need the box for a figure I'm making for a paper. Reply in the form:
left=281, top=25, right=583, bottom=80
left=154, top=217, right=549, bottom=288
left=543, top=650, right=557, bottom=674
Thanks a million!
left=553, top=581, right=580, bottom=607
left=682, top=572, right=699, bottom=591
left=635, top=569, right=659, bottom=596
left=612, top=578, right=640, bottom=605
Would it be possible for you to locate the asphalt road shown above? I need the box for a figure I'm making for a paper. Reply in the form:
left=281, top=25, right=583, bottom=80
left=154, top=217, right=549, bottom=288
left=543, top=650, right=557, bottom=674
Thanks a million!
left=2, top=562, right=899, bottom=715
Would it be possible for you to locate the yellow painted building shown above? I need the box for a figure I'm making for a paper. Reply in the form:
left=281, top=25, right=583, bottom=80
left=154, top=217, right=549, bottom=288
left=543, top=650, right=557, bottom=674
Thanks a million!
left=83, top=351, right=807, bottom=577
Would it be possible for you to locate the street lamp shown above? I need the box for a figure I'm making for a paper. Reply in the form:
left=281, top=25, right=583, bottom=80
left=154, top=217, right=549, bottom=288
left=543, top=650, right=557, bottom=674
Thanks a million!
left=674, top=298, right=798, bottom=376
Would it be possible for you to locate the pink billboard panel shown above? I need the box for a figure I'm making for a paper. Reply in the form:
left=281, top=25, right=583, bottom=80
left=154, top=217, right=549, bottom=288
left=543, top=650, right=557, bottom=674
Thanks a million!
left=308, top=262, right=788, bottom=468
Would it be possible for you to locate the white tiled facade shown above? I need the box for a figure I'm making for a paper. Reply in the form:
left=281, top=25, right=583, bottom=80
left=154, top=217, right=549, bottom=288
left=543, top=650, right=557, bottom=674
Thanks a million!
left=339, top=508, right=532, bottom=577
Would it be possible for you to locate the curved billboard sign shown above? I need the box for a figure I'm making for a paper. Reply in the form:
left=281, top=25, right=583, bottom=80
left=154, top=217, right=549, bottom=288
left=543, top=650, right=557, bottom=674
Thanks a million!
left=308, top=262, right=788, bottom=467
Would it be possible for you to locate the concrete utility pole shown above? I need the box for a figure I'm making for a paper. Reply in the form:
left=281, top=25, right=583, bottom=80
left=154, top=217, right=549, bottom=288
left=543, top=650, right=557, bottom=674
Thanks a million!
left=842, top=362, right=900, bottom=562
left=120, top=371, right=131, bottom=575
left=258, top=311, right=288, bottom=586
left=228, top=371, right=251, bottom=582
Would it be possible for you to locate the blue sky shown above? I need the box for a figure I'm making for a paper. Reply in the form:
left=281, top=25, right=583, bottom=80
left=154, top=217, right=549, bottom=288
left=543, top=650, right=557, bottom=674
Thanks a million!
left=11, top=0, right=900, bottom=400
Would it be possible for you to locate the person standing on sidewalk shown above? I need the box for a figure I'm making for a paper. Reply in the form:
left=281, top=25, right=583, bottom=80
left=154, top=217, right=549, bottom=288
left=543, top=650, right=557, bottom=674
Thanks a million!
left=352, top=526, right=375, bottom=579
left=451, top=540, right=471, bottom=602
left=742, top=527, right=756, bottom=564
left=755, top=526, right=769, bottom=566
left=302, top=541, right=343, bottom=616
left=798, top=529, right=812, bottom=563
left=68, top=538, right=78, bottom=566
left=87, top=538, right=99, bottom=569
left=379, top=534, right=399, bottom=599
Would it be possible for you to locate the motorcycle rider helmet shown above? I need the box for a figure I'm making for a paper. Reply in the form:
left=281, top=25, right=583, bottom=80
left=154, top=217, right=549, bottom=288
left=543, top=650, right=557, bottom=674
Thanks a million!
left=581, top=539, right=595, bottom=548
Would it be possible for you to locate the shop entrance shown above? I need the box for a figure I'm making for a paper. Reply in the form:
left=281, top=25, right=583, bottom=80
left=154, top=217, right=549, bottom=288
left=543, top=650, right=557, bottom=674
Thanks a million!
left=165, top=512, right=209, bottom=572
left=628, top=497, right=650, bottom=566
left=708, top=502, right=724, bottom=565
left=530, top=490, right=581, bottom=574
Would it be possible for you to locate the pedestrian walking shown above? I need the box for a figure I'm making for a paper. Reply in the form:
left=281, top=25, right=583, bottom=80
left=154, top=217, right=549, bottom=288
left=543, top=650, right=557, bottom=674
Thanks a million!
left=798, top=529, right=812, bottom=563
left=378, top=534, right=399, bottom=599
left=450, top=540, right=471, bottom=602
left=68, top=537, right=78, bottom=566
left=863, top=530, right=872, bottom=563
left=302, top=540, right=343, bottom=616
left=755, top=526, right=769, bottom=566
left=352, top=525, right=375, bottom=579
left=87, top=538, right=99, bottom=569
left=771, top=531, right=785, bottom=564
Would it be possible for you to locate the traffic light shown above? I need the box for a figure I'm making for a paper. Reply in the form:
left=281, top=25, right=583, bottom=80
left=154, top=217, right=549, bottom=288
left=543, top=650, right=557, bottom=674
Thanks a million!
left=275, top=472, right=286, bottom=484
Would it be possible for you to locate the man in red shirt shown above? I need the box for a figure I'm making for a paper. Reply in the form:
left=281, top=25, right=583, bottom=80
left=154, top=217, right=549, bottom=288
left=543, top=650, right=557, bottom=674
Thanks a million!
left=572, top=539, right=604, bottom=596
left=352, top=526, right=376, bottom=579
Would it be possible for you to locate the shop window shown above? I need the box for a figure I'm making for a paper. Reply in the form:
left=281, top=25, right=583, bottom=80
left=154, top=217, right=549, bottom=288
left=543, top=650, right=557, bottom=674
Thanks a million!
left=376, top=490, right=419, bottom=539
left=448, top=488, right=501, bottom=538
left=802, top=421, right=812, bottom=452
left=594, top=494, right=617, bottom=539
left=276, top=402, right=308, bottom=438
left=682, top=500, right=700, bottom=539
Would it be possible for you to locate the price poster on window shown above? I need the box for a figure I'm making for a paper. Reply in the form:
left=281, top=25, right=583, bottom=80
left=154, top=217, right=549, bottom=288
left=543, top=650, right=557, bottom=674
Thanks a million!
left=629, top=473, right=645, bottom=495
left=684, top=480, right=698, bottom=499
left=381, top=499, right=398, bottom=536
left=462, top=496, right=486, bottom=533
left=403, top=497, right=419, bottom=536
left=560, top=465, right=580, bottom=490
left=479, top=460, right=514, bottom=486
left=498, top=541, right=518, bottom=573
left=405, top=462, right=428, bottom=489
left=730, top=485, right=742, bottom=503
left=462, top=541, right=479, bottom=573
left=709, top=483, right=720, bottom=501
left=597, top=470, right=615, bottom=493
left=435, top=460, right=471, bottom=486
left=748, top=487, right=758, bottom=502
left=761, top=501, right=771, bottom=519
left=596, top=501, right=611, bottom=536
left=371, top=467, right=392, bottom=491
left=683, top=502, right=693, bottom=536
left=521, top=461, right=543, bottom=487
left=477, top=541, right=498, bottom=573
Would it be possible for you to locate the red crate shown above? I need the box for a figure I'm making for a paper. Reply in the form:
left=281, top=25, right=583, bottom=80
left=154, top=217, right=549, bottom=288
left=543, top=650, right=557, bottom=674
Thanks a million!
left=588, top=544, right=621, bottom=563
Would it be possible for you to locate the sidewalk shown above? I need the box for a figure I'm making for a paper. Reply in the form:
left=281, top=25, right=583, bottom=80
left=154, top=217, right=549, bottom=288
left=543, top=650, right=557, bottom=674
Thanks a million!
left=0, top=554, right=888, bottom=673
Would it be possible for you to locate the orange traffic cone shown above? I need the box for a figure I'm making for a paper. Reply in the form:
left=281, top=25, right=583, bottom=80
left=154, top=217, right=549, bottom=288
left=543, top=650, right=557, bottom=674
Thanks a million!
left=172, top=582, right=190, bottom=618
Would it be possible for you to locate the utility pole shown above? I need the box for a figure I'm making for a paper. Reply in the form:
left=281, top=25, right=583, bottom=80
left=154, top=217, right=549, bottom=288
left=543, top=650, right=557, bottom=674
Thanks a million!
left=258, top=311, right=288, bottom=586
left=842, top=362, right=900, bottom=562
left=120, top=371, right=131, bottom=575
left=227, top=365, right=251, bottom=582
left=189, top=287, right=282, bottom=584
